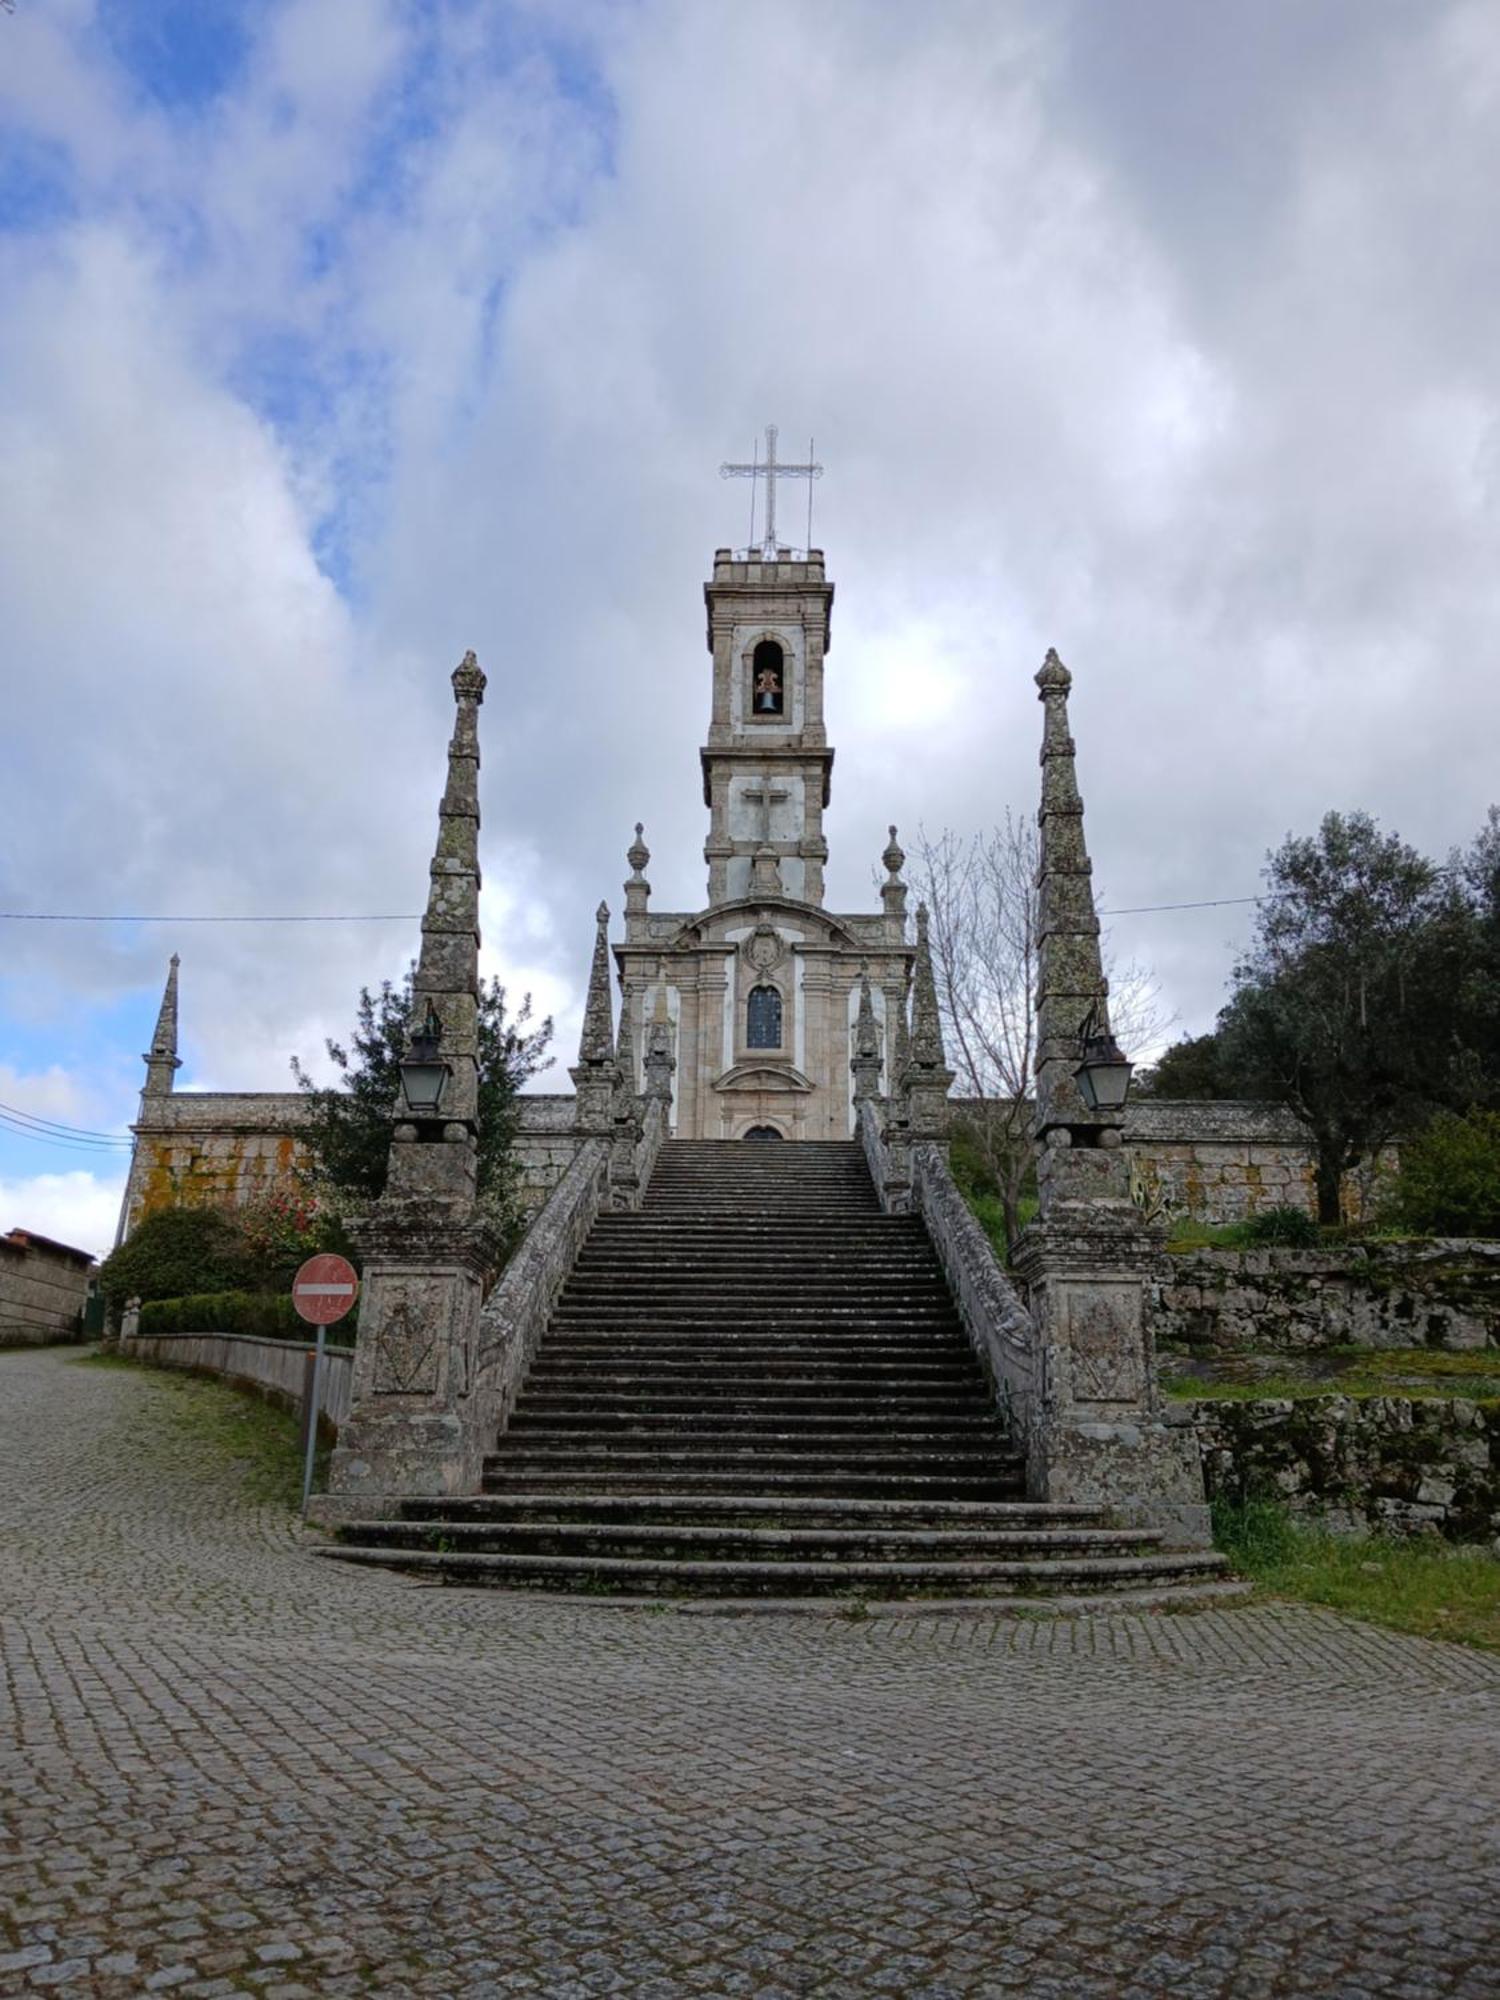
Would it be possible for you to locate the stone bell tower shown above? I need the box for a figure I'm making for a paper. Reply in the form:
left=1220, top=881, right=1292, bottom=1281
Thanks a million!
left=701, top=550, right=835, bottom=906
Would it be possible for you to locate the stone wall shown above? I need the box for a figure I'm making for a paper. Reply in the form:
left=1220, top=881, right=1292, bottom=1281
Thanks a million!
left=1156, top=1241, right=1500, bottom=1354
left=0, top=1230, right=94, bottom=1348
left=123, top=1090, right=585, bottom=1239
left=1191, top=1394, right=1499, bottom=1542
left=122, top=1093, right=314, bottom=1237
left=953, top=1097, right=1389, bottom=1225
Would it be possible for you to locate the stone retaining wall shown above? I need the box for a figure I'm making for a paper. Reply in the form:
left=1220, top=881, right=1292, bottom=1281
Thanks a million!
left=120, top=1329, right=356, bottom=1430
left=1156, top=1241, right=1500, bottom=1353
left=1191, top=1394, right=1499, bottom=1542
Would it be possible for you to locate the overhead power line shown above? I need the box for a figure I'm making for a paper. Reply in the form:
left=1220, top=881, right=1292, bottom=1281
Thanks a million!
left=0, top=1099, right=134, bottom=1143
left=0, top=912, right=420, bottom=925
left=0, top=1114, right=132, bottom=1154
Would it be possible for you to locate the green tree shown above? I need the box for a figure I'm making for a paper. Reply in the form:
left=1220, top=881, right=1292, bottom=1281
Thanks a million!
left=1135, top=1030, right=1249, bottom=1100
left=1219, top=811, right=1448, bottom=1223
left=292, top=970, right=552, bottom=1210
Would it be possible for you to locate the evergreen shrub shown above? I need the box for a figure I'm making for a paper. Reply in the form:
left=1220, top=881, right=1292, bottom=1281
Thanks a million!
left=1385, top=1109, right=1500, bottom=1238
left=137, top=1291, right=356, bottom=1341
left=99, top=1207, right=253, bottom=1306
left=1239, top=1205, right=1321, bottom=1247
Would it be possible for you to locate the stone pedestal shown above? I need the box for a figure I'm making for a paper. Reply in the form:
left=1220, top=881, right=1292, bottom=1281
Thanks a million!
left=315, top=1196, right=501, bottom=1515
left=1011, top=1142, right=1209, bottom=1547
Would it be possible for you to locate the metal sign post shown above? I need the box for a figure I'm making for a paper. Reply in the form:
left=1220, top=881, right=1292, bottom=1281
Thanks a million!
left=291, top=1253, right=360, bottom=1517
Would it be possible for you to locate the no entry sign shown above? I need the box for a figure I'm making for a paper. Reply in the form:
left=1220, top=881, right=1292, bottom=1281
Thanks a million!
left=291, top=1253, right=360, bottom=1326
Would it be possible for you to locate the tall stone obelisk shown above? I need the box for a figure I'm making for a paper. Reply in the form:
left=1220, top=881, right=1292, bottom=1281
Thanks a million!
left=320, top=653, right=502, bottom=1512
left=1010, top=650, right=1209, bottom=1543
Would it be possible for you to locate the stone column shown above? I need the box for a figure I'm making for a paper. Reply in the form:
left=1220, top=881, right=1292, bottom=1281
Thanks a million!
left=320, top=653, right=503, bottom=1513
left=1009, top=649, right=1208, bottom=1543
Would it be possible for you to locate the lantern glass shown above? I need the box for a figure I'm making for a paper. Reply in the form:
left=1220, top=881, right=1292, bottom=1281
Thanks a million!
left=400, top=1057, right=450, bottom=1114
left=1076, top=1035, right=1133, bottom=1112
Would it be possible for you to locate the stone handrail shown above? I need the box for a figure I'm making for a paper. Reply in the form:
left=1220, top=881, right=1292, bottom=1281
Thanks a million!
left=461, top=1137, right=611, bottom=1487
left=856, top=1096, right=910, bottom=1214
left=908, top=1139, right=1038, bottom=1438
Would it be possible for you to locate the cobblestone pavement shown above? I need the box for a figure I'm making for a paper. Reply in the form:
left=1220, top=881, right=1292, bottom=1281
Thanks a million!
left=2, top=1348, right=1498, bottom=1999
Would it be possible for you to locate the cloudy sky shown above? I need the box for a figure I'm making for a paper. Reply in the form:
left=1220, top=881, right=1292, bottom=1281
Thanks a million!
left=3, top=0, right=1498, bottom=1254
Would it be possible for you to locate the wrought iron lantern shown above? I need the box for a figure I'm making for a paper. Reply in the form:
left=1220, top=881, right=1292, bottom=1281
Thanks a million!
left=399, top=1001, right=450, bottom=1115
left=1074, top=1006, right=1133, bottom=1113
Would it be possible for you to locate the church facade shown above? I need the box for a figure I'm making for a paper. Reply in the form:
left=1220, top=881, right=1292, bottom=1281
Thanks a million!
left=613, top=548, right=913, bottom=1141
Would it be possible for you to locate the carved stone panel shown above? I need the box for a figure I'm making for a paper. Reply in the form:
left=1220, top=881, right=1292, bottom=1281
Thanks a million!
left=370, top=1277, right=447, bottom=1396
left=1059, top=1280, right=1145, bottom=1406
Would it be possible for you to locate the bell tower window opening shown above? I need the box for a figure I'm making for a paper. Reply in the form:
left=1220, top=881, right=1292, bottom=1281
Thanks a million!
left=751, top=639, right=785, bottom=717
left=746, top=984, right=783, bottom=1050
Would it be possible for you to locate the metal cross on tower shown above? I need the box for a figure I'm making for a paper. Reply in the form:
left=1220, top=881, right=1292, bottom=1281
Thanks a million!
left=720, top=424, right=823, bottom=559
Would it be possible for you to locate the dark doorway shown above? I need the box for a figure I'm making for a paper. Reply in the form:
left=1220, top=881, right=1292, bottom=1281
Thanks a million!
left=744, top=1126, right=784, bottom=1141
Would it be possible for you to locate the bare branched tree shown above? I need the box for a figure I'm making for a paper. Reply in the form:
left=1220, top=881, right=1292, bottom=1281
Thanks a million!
left=907, top=816, right=1171, bottom=1246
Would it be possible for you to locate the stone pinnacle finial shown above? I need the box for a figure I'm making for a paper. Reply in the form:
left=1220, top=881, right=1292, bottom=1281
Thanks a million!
left=909, top=904, right=946, bottom=1069
left=141, top=954, right=183, bottom=1097
left=643, top=985, right=676, bottom=1105
left=577, top=902, right=615, bottom=1065
left=626, top=823, right=650, bottom=878
left=851, top=964, right=883, bottom=1104
left=880, top=823, right=908, bottom=931
left=1035, top=646, right=1071, bottom=694
left=150, top=954, right=181, bottom=1058
left=452, top=648, right=486, bottom=702
left=882, top=825, right=905, bottom=877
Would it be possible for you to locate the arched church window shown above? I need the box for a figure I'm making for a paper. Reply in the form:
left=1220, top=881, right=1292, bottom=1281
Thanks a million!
left=746, top=984, right=783, bottom=1049
left=752, top=640, right=785, bottom=717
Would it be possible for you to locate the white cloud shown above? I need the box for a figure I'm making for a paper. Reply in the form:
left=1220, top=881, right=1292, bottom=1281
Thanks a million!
left=0, top=1171, right=124, bottom=1261
left=3, top=0, right=1499, bottom=1122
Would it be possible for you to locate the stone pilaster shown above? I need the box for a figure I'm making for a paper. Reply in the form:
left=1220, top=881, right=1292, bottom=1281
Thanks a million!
left=321, top=652, right=502, bottom=1510
left=1011, top=648, right=1208, bottom=1543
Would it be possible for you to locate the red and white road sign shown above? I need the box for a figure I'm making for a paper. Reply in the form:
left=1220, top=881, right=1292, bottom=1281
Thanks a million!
left=291, top=1253, right=360, bottom=1326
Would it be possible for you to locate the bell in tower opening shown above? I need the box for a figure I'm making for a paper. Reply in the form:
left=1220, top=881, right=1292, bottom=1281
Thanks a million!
left=752, top=639, right=785, bottom=716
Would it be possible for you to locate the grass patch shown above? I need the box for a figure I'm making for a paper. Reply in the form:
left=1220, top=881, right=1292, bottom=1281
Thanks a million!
left=1213, top=1498, right=1500, bottom=1652
left=1163, top=1344, right=1500, bottom=1404
left=73, top=1350, right=324, bottom=1510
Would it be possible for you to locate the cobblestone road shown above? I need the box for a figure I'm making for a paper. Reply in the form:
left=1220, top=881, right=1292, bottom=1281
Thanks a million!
left=2, top=1347, right=1498, bottom=1998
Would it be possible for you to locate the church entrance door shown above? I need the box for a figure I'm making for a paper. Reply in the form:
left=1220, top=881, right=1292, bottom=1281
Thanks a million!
left=743, top=1125, right=784, bottom=1141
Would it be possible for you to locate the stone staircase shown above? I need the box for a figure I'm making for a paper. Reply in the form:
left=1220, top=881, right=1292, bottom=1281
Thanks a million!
left=322, top=1141, right=1235, bottom=1601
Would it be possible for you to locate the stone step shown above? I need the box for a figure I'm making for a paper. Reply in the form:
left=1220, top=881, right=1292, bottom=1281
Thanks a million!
left=397, top=1493, right=1100, bottom=1528
left=516, top=1392, right=994, bottom=1418
left=505, top=1419, right=1006, bottom=1445
left=532, top=1344, right=980, bottom=1371
left=315, top=1546, right=1233, bottom=1598
left=548, top=1311, right=964, bottom=1331
left=337, top=1521, right=1165, bottom=1561
left=479, top=1469, right=1025, bottom=1498
left=485, top=1444, right=1021, bottom=1474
